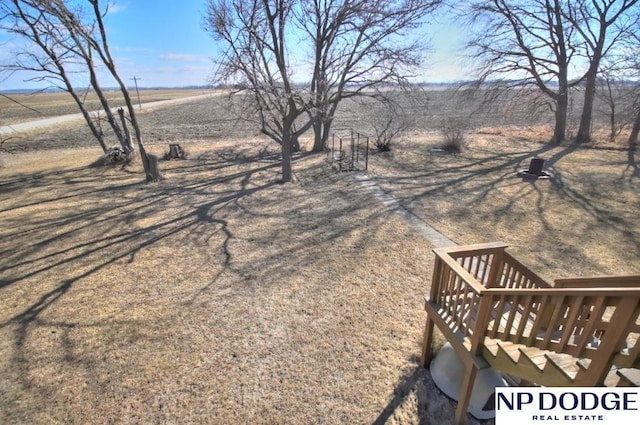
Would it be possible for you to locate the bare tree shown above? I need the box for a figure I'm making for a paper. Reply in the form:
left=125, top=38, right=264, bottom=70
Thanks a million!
left=0, top=0, right=110, bottom=153
left=298, top=0, right=441, bottom=152
left=619, top=16, right=640, bottom=147
left=595, top=68, right=636, bottom=142
left=463, top=0, right=584, bottom=143
left=1, top=0, right=160, bottom=181
left=205, top=0, right=443, bottom=181
left=564, top=0, right=639, bottom=143
left=370, top=97, right=411, bottom=152
left=206, top=0, right=307, bottom=183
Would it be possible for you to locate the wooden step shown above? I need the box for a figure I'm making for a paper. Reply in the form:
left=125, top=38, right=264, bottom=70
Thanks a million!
left=519, top=347, right=549, bottom=370
left=571, top=358, right=626, bottom=386
left=616, top=368, right=640, bottom=387
left=544, top=352, right=580, bottom=380
left=480, top=337, right=638, bottom=388
left=497, top=341, right=523, bottom=364
left=481, top=338, right=581, bottom=387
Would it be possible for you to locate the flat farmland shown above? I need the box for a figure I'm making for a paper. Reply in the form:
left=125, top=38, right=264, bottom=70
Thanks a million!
left=0, top=88, right=212, bottom=126
left=0, top=90, right=639, bottom=424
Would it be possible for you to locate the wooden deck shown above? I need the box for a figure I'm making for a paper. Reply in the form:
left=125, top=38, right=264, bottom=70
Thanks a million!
left=420, top=242, right=640, bottom=425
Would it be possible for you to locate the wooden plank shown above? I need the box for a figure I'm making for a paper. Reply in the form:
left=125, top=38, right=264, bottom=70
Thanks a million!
left=542, top=298, right=567, bottom=347
left=433, top=242, right=508, bottom=258
left=479, top=254, right=491, bottom=285
left=428, top=257, right=443, bottom=301
left=515, top=295, right=535, bottom=341
left=555, top=275, right=640, bottom=288
left=558, top=296, right=585, bottom=351
left=497, top=341, right=522, bottom=363
left=570, top=296, right=607, bottom=357
left=469, top=295, right=493, bottom=353
left=503, top=295, right=521, bottom=340
left=616, top=368, right=640, bottom=386
left=482, top=337, right=500, bottom=356
left=490, top=294, right=508, bottom=338
left=503, top=252, right=552, bottom=288
left=420, top=315, right=436, bottom=367
left=486, top=250, right=505, bottom=288
left=485, top=287, right=640, bottom=297
left=521, top=350, right=549, bottom=369
left=526, top=296, right=550, bottom=346
left=434, top=250, right=486, bottom=294
left=545, top=353, right=580, bottom=380
left=586, top=297, right=640, bottom=385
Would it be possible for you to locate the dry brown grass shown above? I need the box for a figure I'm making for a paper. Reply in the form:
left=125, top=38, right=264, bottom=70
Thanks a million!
left=2, top=96, right=639, bottom=424
left=368, top=131, right=640, bottom=283
left=0, top=141, right=461, bottom=425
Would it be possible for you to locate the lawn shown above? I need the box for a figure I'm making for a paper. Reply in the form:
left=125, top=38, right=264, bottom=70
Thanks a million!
left=1, top=92, right=638, bottom=424
left=0, top=142, right=454, bottom=424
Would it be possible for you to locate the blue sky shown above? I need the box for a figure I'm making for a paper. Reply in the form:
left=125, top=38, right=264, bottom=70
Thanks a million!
left=0, top=1, right=470, bottom=90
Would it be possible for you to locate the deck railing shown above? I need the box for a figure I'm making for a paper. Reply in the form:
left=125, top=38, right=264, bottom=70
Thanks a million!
left=427, top=243, right=640, bottom=384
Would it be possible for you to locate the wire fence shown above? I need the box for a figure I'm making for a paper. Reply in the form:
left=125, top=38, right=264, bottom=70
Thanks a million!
left=327, top=129, right=370, bottom=172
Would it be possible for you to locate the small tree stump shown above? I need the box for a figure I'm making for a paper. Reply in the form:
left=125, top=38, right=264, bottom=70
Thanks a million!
left=165, top=143, right=186, bottom=160
left=146, top=153, right=162, bottom=182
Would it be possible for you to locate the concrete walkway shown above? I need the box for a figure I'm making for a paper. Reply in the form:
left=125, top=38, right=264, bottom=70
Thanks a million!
left=351, top=173, right=457, bottom=248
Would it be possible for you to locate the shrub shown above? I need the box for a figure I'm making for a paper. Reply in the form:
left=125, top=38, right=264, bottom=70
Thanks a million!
left=439, top=120, right=467, bottom=153
left=372, top=107, right=409, bottom=152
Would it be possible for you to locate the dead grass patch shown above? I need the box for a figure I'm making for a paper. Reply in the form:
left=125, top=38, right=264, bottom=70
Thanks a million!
left=2, top=121, right=638, bottom=424
left=368, top=133, right=640, bottom=283
left=0, top=141, right=460, bottom=425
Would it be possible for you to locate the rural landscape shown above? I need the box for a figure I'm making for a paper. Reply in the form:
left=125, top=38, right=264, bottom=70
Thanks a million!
left=1, top=0, right=640, bottom=425
left=1, top=85, right=638, bottom=424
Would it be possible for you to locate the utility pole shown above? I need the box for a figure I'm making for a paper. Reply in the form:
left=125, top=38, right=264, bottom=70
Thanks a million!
left=130, top=76, right=142, bottom=111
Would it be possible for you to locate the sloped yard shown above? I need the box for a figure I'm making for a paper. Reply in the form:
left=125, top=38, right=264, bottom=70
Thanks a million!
left=0, top=142, right=453, bottom=424
left=1, top=115, right=638, bottom=424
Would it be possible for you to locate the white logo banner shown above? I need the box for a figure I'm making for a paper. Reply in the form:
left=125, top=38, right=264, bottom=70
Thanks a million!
left=496, top=387, right=640, bottom=424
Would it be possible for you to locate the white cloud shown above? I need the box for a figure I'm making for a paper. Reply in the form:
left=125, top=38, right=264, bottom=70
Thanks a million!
left=160, top=53, right=209, bottom=63
left=107, top=1, right=128, bottom=15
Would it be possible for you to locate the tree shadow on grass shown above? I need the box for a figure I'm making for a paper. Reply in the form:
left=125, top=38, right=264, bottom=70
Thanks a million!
left=0, top=143, right=407, bottom=423
left=372, top=362, right=488, bottom=425
left=373, top=140, right=639, bottom=277
left=0, top=144, right=294, bottom=343
left=0, top=145, right=293, bottom=416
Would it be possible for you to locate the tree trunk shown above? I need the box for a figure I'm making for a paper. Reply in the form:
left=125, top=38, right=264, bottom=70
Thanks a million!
left=312, top=119, right=324, bottom=152
left=139, top=146, right=162, bottom=182
left=292, top=135, right=301, bottom=152
left=576, top=69, right=598, bottom=143
left=311, top=116, right=333, bottom=152
left=553, top=91, right=568, bottom=143
left=281, top=132, right=293, bottom=183
left=86, top=61, right=127, bottom=148
left=145, top=153, right=162, bottom=182
left=117, top=108, right=135, bottom=155
left=629, top=108, right=640, bottom=148
left=68, top=89, right=108, bottom=153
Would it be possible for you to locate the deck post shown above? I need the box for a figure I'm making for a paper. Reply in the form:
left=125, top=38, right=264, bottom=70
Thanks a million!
left=420, top=315, right=435, bottom=367
left=454, top=363, right=478, bottom=425
left=486, top=247, right=505, bottom=288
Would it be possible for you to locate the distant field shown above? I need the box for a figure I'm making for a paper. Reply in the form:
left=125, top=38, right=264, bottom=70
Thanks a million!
left=0, top=88, right=213, bottom=125
left=1, top=87, right=634, bottom=153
